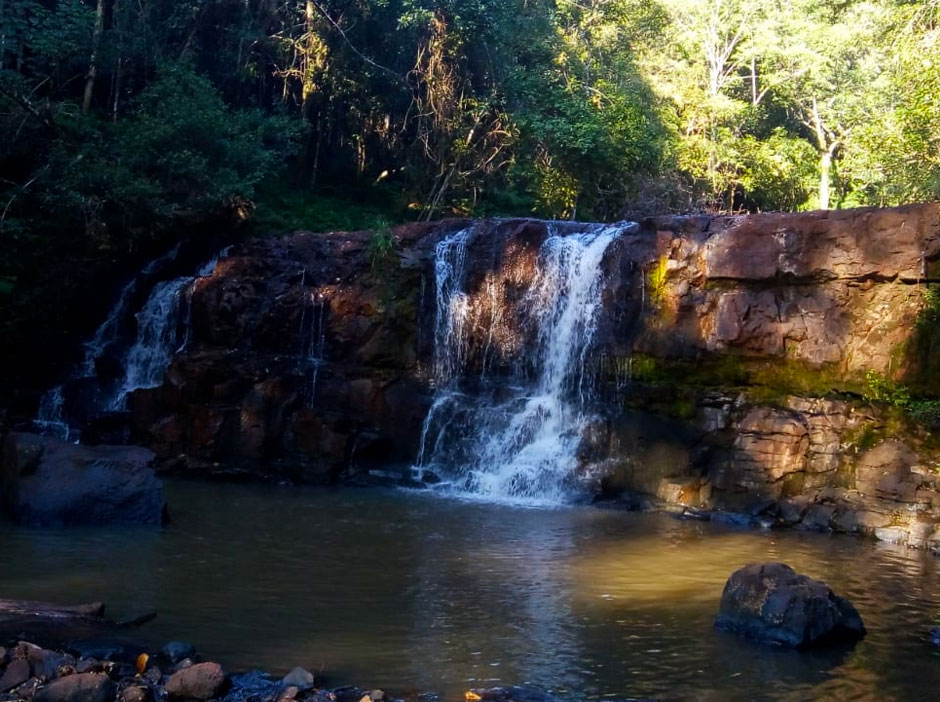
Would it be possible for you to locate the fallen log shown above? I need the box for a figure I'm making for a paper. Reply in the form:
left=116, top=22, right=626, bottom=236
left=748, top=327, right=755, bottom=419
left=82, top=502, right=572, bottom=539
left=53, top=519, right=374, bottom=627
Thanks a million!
left=0, top=598, right=155, bottom=651
left=0, top=600, right=106, bottom=619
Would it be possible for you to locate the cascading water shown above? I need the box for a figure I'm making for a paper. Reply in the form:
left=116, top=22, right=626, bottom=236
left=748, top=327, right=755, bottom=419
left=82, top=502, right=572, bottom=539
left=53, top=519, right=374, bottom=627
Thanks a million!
left=34, top=385, right=72, bottom=441
left=33, top=245, right=230, bottom=433
left=300, top=290, right=327, bottom=408
left=82, top=243, right=183, bottom=376
left=107, top=277, right=191, bottom=410
left=106, top=248, right=229, bottom=410
left=415, top=222, right=629, bottom=504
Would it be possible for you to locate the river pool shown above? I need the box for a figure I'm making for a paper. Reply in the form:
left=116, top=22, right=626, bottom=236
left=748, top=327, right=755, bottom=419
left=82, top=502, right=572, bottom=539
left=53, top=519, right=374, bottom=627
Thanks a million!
left=1, top=480, right=939, bottom=701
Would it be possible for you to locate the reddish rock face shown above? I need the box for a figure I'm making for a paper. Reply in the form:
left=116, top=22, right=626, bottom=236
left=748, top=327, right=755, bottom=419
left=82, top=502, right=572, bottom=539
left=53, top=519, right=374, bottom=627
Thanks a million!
left=123, top=204, right=940, bottom=541
left=128, top=222, right=466, bottom=483
left=637, top=203, right=940, bottom=372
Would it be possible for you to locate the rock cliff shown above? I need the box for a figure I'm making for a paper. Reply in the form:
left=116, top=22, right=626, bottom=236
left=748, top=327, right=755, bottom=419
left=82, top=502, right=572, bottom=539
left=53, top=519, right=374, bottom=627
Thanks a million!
left=121, top=203, right=940, bottom=547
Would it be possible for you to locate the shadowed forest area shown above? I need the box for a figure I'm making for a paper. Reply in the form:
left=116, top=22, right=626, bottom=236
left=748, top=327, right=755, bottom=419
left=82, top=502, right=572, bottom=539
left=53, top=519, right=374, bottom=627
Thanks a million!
left=1, top=0, right=939, bottom=393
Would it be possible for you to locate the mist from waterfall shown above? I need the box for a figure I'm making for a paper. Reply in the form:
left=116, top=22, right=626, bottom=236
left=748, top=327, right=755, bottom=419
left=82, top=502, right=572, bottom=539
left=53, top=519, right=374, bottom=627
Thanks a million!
left=416, top=222, right=628, bottom=504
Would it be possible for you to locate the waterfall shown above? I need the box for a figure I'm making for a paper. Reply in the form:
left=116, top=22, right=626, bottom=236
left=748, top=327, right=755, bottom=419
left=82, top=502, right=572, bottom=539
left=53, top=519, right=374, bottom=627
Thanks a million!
left=106, top=247, right=230, bottom=410
left=34, top=386, right=72, bottom=442
left=416, top=222, right=628, bottom=504
left=80, top=243, right=182, bottom=377
left=107, top=277, right=191, bottom=410
left=34, top=245, right=230, bottom=434
left=296, top=272, right=327, bottom=409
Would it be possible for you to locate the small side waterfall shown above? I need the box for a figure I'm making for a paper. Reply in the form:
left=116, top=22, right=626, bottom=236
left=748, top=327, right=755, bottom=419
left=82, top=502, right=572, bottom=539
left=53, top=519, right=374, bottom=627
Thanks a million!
left=81, top=243, right=182, bottom=377
left=106, top=248, right=229, bottom=410
left=107, top=277, right=191, bottom=410
left=34, top=245, right=230, bottom=435
left=34, top=385, right=72, bottom=441
left=416, top=222, right=629, bottom=504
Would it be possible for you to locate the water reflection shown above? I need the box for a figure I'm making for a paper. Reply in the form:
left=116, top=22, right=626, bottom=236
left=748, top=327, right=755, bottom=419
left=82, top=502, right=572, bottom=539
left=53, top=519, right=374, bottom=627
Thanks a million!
left=0, top=482, right=938, bottom=701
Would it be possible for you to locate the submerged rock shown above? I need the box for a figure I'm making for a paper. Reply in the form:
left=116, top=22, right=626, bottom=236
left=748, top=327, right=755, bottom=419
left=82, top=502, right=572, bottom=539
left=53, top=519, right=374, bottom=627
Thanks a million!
left=0, top=433, right=165, bottom=526
left=715, top=562, right=866, bottom=648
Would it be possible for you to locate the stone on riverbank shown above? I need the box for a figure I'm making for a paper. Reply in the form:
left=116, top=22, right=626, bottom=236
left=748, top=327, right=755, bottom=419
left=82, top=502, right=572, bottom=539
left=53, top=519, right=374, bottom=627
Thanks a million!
left=281, top=668, right=314, bottom=692
left=0, top=660, right=30, bottom=692
left=32, top=673, right=114, bottom=702
left=165, top=662, right=227, bottom=700
left=0, top=432, right=165, bottom=526
left=715, top=562, right=866, bottom=648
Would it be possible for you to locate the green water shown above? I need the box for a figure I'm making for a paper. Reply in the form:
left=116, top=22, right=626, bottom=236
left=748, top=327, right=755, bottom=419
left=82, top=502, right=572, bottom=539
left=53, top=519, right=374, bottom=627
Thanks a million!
left=1, top=480, right=939, bottom=701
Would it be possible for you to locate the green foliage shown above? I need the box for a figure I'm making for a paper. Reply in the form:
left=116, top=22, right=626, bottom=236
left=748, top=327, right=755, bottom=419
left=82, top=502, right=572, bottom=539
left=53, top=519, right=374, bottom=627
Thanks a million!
left=909, top=401, right=940, bottom=431
left=369, top=229, right=398, bottom=269
left=863, top=370, right=911, bottom=408
left=648, top=256, right=670, bottom=308
left=253, top=185, right=395, bottom=234
left=5, top=0, right=940, bottom=395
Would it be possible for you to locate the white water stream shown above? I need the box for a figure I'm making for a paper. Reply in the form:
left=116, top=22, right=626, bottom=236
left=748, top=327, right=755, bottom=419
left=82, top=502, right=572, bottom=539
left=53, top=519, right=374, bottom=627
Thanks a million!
left=416, top=223, right=629, bottom=503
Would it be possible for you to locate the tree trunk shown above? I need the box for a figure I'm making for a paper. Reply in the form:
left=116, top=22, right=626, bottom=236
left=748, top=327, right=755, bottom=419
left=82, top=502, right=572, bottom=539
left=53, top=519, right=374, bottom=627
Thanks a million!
left=82, top=0, right=106, bottom=115
left=0, top=0, right=7, bottom=72
left=296, top=0, right=321, bottom=180
left=819, top=150, right=831, bottom=211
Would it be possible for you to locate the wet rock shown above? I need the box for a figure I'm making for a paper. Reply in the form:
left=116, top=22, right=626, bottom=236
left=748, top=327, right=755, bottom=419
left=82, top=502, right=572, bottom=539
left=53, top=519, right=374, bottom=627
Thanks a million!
left=32, top=674, right=115, bottom=702
left=23, top=646, right=73, bottom=682
left=160, top=643, right=196, bottom=666
left=280, top=668, right=313, bottom=692
left=715, top=562, right=866, bottom=648
left=0, top=433, right=165, bottom=526
left=143, top=669, right=162, bottom=686
left=119, top=686, right=152, bottom=702
left=66, top=642, right=138, bottom=664
left=0, top=661, right=30, bottom=692
left=165, top=662, right=226, bottom=701
left=275, top=686, right=298, bottom=702
left=15, top=678, right=40, bottom=699
left=225, top=671, right=277, bottom=702
left=73, top=661, right=100, bottom=676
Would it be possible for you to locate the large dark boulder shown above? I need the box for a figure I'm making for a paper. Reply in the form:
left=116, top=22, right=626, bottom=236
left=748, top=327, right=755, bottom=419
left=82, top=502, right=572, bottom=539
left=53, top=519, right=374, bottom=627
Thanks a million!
left=0, top=432, right=165, bottom=526
left=715, top=562, right=866, bottom=648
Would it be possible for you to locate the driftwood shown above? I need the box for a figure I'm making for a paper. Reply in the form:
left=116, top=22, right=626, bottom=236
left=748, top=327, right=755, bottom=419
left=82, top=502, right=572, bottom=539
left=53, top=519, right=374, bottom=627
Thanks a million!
left=0, top=600, right=106, bottom=619
left=0, top=598, right=155, bottom=649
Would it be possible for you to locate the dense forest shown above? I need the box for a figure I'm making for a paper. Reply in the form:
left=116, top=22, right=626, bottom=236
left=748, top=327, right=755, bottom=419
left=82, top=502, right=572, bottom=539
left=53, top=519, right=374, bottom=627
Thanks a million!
left=1, top=0, right=939, bottom=396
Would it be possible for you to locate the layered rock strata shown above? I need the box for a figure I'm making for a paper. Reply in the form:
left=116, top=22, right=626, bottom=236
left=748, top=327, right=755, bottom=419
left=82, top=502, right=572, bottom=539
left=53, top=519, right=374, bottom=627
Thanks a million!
left=115, top=203, right=940, bottom=547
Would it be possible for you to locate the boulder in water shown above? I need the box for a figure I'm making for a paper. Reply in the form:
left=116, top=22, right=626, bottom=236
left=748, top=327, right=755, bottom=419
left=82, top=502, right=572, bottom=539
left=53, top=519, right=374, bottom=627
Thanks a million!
left=0, top=432, right=165, bottom=526
left=714, top=562, right=866, bottom=648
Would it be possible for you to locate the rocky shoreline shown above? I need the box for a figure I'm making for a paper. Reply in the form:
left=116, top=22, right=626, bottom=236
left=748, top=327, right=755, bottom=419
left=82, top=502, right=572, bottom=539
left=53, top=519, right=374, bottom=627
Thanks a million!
left=0, top=638, right=563, bottom=702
